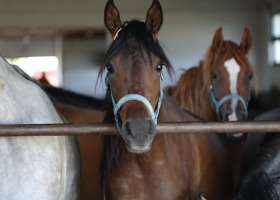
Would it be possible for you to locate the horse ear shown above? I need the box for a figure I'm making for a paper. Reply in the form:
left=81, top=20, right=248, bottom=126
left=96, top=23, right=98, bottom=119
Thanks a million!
left=240, top=28, right=252, bottom=54
left=145, top=0, right=163, bottom=38
left=212, top=27, right=224, bottom=49
left=104, top=0, right=123, bottom=39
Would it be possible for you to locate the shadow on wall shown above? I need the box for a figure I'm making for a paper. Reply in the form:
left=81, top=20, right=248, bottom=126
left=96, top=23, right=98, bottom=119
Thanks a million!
left=248, top=84, right=280, bottom=119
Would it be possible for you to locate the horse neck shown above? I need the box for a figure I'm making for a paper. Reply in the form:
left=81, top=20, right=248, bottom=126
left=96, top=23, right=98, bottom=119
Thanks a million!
left=194, top=72, right=216, bottom=121
left=173, top=66, right=216, bottom=121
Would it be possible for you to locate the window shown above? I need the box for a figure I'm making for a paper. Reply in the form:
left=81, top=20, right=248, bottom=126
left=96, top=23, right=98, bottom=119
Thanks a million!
left=7, top=56, right=60, bottom=87
left=272, top=13, right=280, bottom=65
left=0, top=33, right=63, bottom=86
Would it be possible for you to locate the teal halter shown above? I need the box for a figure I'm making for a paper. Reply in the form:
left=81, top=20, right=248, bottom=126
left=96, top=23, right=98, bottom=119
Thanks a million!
left=108, top=74, right=164, bottom=133
left=209, top=85, right=249, bottom=119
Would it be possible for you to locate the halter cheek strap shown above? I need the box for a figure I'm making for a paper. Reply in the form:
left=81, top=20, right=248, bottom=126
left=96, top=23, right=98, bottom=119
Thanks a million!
left=108, top=74, right=164, bottom=133
left=209, top=85, right=250, bottom=118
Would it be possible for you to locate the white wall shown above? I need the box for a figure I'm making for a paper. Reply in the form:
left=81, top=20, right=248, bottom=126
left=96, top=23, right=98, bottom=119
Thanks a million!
left=0, top=0, right=277, bottom=98
left=95, top=7, right=267, bottom=97
left=63, top=36, right=106, bottom=97
left=159, top=9, right=262, bottom=87
left=259, top=1, right=280, bottom=92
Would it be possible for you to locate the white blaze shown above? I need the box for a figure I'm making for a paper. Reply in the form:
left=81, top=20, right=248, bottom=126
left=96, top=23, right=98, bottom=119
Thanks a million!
left=224, top=58, right=240, bottom=121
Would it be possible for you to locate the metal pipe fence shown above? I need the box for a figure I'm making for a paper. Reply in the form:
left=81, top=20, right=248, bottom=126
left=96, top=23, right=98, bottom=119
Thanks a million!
left=0, top=121, right=279, bottom=136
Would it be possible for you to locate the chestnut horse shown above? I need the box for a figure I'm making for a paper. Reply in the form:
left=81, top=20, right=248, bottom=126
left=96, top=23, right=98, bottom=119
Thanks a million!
left=165, top=29, right=255, bottom=189
left=100, top=0, right=238, bottom=199
left=165, top=28, right=254, bottom=126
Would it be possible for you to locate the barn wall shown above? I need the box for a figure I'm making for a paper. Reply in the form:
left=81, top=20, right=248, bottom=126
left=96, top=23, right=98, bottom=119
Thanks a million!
left=0, top=0, right=277, bottom=97
left=62, top=35, right=105, bottom=97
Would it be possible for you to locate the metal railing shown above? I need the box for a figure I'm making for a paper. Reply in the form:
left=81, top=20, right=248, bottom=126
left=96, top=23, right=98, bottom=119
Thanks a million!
left=0, top=121, right=279, bottom=136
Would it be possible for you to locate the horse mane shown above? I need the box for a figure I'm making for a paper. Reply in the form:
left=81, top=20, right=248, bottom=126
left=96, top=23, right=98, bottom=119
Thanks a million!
left=1, top=56, right=56, bottom=89
left=0, top=55, right=34, bottom=84
left=171, top=66, right=201, bottom=110
left=9, top=64, right=36, bottom=83
left=43, top=86, right=105, bottom=110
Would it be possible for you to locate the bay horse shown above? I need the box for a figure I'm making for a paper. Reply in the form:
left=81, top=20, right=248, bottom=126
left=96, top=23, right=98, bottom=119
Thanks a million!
left=0, top=56, right=80, bottom=199
left=100, top=0, right=238, bottom=199
left=165, top=28, right=254, bottom=128
left=44, top=85, right=105, bottom=111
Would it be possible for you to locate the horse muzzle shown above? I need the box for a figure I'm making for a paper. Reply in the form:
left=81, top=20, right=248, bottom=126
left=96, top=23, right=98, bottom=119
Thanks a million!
left=219, top=108, right=247, bottom=139
left=121, top=118, right=156, bottom=153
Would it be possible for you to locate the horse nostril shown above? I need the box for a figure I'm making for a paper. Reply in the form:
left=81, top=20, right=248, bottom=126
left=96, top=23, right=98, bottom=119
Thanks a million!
left=126, top=122, right=130, bottom=132
left=125, top=122, right=136, bottom=138
left=242, top=111, right=248, bottom=120
left=148, top=120, right=156, bottom=137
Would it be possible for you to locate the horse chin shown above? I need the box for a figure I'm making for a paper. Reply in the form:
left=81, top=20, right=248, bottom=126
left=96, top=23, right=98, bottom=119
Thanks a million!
left=125, top=142, right=152, bottom=154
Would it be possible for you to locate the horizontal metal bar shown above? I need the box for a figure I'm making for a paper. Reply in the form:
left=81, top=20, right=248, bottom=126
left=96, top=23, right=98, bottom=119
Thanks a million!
left=0, top=121, right=279, bottom=136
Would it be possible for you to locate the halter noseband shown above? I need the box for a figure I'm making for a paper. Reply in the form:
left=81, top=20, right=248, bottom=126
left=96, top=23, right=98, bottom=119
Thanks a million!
left=209, top=85, right=250, bottom=118
left=107, top=74, right=164, bottom=133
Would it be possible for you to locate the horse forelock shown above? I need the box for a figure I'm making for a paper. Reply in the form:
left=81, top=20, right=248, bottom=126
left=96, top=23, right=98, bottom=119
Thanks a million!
left=98, top=20, right=173, bottom=83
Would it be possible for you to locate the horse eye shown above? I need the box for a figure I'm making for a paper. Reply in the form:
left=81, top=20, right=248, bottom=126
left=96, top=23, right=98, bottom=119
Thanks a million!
left=249, top=74, right=253, bottom=81
left=106, top=64, right=114, bottom=74
left=156, top=64, right=164, bottom=72
left=212, top=73, right=218, bottom=80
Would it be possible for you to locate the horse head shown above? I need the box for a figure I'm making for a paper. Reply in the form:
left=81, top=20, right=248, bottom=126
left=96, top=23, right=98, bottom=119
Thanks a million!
left=204, top=28, right=254, bottom=124
left=101, top=0, right=172, bottom=153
